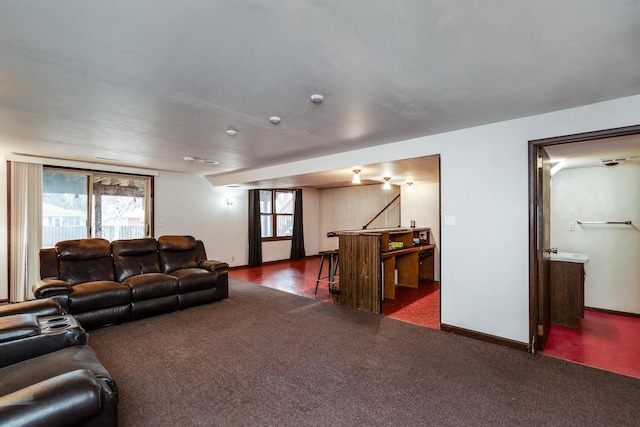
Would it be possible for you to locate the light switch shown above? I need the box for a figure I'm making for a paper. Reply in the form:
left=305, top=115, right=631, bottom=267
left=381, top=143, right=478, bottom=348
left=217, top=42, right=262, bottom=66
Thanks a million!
left=569, top=221, right=576, bottom=231
left=444, top=216, right=456, bottom=227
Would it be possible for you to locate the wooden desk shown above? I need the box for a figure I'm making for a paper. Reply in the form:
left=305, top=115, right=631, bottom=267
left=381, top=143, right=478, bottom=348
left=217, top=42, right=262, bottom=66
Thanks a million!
left=382, top=245, right=434, bottom=300
left=335, top=227, right=433, bottom=313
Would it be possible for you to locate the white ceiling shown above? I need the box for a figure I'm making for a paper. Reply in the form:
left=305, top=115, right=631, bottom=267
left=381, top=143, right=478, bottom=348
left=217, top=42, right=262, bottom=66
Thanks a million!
left=1, top=1, right=639, bottom=187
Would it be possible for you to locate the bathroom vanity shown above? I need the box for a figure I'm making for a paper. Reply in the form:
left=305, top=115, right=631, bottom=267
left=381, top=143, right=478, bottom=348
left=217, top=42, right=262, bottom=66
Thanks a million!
left=550, top=252, right=588, bottom=328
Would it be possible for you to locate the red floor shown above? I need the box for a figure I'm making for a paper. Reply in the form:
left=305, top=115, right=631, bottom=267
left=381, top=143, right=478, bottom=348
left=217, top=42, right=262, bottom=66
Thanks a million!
left=230, top=257, right=639, bottom=379
left=229, top=256, right=440, bottom=329
left=541, top=310, right=640, bottom=379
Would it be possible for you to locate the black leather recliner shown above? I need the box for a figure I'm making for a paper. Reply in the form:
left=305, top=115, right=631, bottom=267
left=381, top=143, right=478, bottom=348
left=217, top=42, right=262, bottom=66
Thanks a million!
left=33, top=235, right=229, bottom=330
left=0, top=299, right=86, bottom=368
left=0, top=299, right=118, bottom=426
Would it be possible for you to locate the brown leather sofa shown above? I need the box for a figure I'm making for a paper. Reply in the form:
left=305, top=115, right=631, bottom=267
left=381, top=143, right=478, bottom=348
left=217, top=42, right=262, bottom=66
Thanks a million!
left=33, top=235, right=229, bottom=330
left=0, top=299, right=118, bottom=426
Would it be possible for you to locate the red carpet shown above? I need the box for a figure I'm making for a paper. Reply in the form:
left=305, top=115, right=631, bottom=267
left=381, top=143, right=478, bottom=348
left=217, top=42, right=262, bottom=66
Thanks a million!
left=541, top=310, right=640, bottom=379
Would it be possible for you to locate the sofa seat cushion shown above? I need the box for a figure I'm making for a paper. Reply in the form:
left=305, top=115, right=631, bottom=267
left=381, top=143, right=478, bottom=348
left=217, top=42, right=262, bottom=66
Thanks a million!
left=69, top=281, right=131, bottom=313
left=122, top=273, right=179, bottom=301
left=0, top=314, right=40, bottom=343
left=171, top=268, right=217, bottom=293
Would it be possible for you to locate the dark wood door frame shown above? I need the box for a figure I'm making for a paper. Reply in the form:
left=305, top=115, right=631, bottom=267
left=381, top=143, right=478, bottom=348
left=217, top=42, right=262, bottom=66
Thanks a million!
left=528, top=124, right=640, bottom=353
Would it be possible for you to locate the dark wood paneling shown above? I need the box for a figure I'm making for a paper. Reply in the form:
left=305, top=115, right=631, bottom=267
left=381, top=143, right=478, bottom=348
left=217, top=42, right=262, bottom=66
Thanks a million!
left=550, top=261, right=585, bottom=327
left=338, top=234, right=381, bottom=313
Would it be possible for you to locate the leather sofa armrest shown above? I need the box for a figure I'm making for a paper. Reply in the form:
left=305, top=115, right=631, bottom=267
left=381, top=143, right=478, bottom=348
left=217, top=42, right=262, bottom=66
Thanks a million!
left=0, top=369, right=104, bottom=426
left=0, top=314, right=39, bottom=343
left=0, top=299, right=64, bottom=318
left=0, top=316, right=87, bottom=369
left=32, top=279, right=72, bottom=299
left=198, top=260, right=229, bottom=274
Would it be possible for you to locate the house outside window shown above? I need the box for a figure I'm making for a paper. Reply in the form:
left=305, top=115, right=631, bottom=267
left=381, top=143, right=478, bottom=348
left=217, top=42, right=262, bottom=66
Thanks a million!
left=42, top=168, right=153, bottom=247
left=259, top=189, right=294, bottom=241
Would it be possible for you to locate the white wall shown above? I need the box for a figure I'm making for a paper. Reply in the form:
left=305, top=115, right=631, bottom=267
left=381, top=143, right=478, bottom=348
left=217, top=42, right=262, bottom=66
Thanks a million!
left=401, top=181, right=440, bottom=280
left=212, top=94, right=640, bottom=343
left=155, top=172, right=321, bottom=266
left=551, top=164, right=640, bottom=314
left=2, top=94, right=640, bottom=343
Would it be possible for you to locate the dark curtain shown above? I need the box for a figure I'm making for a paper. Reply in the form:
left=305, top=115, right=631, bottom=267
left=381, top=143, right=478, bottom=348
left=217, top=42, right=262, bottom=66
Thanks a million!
left=248, top=189, right=262, bottom=266
left=290, top=188, right=306, bottom=260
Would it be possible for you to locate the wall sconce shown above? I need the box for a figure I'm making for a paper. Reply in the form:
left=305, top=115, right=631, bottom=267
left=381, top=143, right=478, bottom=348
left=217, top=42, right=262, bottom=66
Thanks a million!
left=383, top=177, right=391, bottom=190
left=352, top=169, right=361, bottom=184
left=406, top=181, right=413, bottom=193
left=225, top=198, right=234, bottom=206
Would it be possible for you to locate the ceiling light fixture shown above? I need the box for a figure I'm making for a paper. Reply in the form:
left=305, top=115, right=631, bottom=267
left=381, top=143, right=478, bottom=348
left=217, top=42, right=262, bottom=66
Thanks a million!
left=269, top=116, right=281, bottom=124
left=310, top=94, right=324, bottom=104
left=226, top=126, right=237, bottom=136
left=406, top=181, right=413, bottom=193
left=352, top=169, right=361, bottom=184
left=183, top=156, right=220, bottom=165
left=383, top=177, right=391, bottom=190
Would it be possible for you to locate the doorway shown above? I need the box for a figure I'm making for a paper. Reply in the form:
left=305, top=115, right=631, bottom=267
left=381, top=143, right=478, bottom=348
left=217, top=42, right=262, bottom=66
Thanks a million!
left=529, top=124, right=640, bottom=376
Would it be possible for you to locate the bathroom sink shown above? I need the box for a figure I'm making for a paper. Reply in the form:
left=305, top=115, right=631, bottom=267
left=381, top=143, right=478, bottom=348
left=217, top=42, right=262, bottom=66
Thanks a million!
left=550, top=252, right=589, bottom=263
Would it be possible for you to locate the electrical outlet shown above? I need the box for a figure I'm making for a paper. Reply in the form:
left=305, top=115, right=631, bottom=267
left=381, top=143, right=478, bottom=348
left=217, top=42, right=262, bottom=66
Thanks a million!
left=231, top=256, right=235, bottom=262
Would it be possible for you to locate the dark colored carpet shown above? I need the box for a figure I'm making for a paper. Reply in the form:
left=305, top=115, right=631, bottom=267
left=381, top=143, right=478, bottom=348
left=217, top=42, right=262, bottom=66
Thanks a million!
left=88, top=279, right=640, bottom=426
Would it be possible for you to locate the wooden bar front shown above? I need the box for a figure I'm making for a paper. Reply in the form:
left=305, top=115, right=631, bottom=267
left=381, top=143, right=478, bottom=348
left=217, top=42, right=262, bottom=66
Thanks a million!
left=336, top=228, right=434, bottom=314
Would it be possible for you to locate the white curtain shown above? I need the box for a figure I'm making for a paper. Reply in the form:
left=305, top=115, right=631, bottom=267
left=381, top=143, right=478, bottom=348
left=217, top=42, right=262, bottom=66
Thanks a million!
left=10, top=161, right=43, bottom=302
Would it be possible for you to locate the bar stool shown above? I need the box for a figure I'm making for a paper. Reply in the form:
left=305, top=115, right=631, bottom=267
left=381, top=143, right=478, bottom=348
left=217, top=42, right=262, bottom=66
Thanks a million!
left=315, top=249, right=340, bottom=295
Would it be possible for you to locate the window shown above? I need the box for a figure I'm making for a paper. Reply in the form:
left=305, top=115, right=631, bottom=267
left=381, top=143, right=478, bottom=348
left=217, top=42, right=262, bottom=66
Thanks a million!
left=259, top=189, right=294, bottom=240
left=42, top=168, right=153, bottom=247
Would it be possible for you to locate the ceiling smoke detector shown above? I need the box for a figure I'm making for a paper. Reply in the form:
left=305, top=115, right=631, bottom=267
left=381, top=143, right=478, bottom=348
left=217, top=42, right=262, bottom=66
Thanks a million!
left=310, top=94, right=324, bottom=103
left=269, top=116, right=281, bottom=124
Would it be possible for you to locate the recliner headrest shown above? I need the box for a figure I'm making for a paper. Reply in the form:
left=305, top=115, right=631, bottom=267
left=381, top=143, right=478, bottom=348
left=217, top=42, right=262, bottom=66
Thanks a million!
left=157, top=235, right=196, bottom=251
left=56, top=238, right=111, bottom=260
left=111, top=238, right=158, bottom=256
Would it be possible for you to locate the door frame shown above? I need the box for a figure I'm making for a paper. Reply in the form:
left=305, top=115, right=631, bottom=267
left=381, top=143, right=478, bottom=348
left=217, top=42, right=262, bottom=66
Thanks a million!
left=528, top=124, right=640, bottom=352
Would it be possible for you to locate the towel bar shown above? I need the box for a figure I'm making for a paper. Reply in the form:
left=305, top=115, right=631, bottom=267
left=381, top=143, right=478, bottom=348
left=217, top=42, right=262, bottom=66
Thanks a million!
left=577, top=220, right=632, bottom=225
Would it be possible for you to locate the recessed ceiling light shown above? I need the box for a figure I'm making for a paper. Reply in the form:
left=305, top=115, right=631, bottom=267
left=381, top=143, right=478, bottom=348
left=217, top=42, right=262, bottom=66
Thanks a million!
left=310, top=94, right=324, bottom=103
left=184, top=156, right=219, bottom=165
left=269, top=116, right=281, bottom=124
left=199, top=159, right=220, bottom=165
left=226, top=126, right=237, bottom=136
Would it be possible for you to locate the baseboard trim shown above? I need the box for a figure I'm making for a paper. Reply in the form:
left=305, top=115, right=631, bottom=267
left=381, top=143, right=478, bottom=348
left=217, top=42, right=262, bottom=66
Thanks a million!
left=440, top=323, right=530, bottom=352
left=585, top=306, right=640, bottom=318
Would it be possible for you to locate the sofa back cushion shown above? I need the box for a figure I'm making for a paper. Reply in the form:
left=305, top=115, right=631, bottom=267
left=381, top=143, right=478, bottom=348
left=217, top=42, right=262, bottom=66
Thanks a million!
left=157, top=235, right=198, bottom=273
left=112, top=238, right=161, bottom=282
left=56, top=238, right=114, bottom=285
left=39, top=248, right=59, bottom=279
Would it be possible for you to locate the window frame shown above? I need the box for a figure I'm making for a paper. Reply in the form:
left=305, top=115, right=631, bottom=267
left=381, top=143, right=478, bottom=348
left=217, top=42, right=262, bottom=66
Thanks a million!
left=260, top=189, right=295, bottom=242
left=42, top=167, right=154, bottom=247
